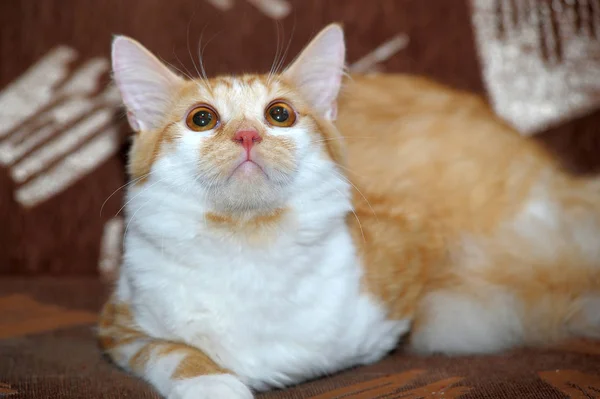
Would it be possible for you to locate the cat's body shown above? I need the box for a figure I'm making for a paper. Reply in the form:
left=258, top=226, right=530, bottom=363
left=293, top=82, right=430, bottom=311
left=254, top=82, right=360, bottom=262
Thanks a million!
left=99, top=25, right=600, bottom=398
left=341, top=74, right=600, bottom=352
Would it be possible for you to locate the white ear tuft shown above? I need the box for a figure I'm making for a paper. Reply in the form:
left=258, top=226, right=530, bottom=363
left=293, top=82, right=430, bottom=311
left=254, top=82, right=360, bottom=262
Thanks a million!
left=283, top=24, right=345, bottom=121
left=111, top=36, right=183, bottom=132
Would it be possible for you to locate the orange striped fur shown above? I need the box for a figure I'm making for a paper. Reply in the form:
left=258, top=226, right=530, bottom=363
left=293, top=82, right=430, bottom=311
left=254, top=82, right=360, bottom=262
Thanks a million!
left=338, top=74, right=600, bottom=348
left=98, top=299, right=225, bottom=384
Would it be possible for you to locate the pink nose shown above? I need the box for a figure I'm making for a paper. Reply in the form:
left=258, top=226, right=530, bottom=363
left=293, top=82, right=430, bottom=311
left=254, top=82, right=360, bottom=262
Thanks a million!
left=233, top=130, right=262, bottom=152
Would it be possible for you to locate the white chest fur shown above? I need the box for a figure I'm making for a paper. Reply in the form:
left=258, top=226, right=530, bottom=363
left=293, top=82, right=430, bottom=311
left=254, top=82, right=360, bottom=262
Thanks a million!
left=117, top=184, right=409, bottom=390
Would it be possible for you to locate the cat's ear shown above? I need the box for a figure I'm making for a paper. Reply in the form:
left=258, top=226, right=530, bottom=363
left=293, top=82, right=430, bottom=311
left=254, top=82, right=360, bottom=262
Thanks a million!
left=111, top=36, right=184, bottom=132
left=282, top=24, right=345, bottom=121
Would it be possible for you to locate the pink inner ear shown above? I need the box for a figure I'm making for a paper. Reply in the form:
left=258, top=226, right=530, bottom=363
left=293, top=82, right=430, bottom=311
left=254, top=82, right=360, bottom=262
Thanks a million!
left=111, top=36, right=183, bottom=132
left=126, top=111, right=140, bottom=132
left=282, top=24, right=345, bottom=118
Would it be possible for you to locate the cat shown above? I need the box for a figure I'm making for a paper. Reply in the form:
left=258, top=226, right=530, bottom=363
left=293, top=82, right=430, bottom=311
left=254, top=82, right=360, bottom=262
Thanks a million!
left=98, top=24, right=600, bottom=399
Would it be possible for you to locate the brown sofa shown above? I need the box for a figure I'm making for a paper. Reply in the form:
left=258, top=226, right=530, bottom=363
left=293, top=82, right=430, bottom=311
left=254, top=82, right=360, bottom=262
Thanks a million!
left=2, top=278, right=600, bottom=398
left=1, top=1, right=599, bottom=397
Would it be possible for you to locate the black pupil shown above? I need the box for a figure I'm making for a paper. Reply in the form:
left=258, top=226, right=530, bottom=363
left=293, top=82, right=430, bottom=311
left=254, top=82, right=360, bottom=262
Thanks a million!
left=193, top=110, right=212, bottom=127
left=270, top=106, right=289, bottom=123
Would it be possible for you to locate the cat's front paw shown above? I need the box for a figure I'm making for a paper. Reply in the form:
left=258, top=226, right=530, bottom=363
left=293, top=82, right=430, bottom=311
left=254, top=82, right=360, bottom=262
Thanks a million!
left=169, top=374, right=254, bottom=399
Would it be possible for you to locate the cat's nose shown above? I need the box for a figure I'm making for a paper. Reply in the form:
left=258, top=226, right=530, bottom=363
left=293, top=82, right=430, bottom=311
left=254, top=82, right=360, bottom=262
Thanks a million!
left=233, top=130, right=262, bottom=152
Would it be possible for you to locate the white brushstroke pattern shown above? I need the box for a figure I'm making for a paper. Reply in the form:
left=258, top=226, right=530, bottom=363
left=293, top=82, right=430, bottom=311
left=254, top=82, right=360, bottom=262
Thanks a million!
left=0, top=47, right=76, bottom=140
left=350, top=34, right=409, bottom=73
left=205, top=0, right=235, bottom=11
left=15, top=127, right=119, bottom=207
left=0, top=85, right=119, bottom=167
left=471, top=0, right=600, bottom=134
left=99, top=216, right=125, bottom=278
left=0, top=45, right=122, bottom=207
left=59, top=58, right=108, bottom=95
left=11, top=108, right=114, bottom=184
left=246, top=0, right=291, bottom=19
left=204, top=0, right=290, bottom=19
left=0, top=100, right=95, bottom=166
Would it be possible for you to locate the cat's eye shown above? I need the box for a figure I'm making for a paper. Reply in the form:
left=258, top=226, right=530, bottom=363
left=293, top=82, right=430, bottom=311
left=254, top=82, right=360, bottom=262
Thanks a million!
left=265, top=102, right=297, bottom=127
left=186, top=106, right=219, bottom=131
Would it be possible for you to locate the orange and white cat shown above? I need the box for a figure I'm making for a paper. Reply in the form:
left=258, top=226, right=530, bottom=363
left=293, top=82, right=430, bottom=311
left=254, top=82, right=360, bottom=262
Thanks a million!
left=98, top=24, right=600, bottom=398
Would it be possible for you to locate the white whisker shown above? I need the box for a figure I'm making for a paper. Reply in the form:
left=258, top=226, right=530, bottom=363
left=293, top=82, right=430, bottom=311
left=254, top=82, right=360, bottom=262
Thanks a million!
left=334, top=186, right=365, bottom=243
left=165, top=53, right=196, bottom=81
left=330, top=162, right=367, bottom=179
left=304, top=161, right=377, bottom=220
left=274, top=20, right=296, bottom=76
left=123, top=196, right=153, bottom=239
left=115, top=176, right=170, bottom=218
left=309, top=136, right=375, bottom=145
left=198, top=28, right=221, bottom=88
left=331, top=169, right=378, bottom=220
left=100, top=172, right=152, bottom=216
left=267, top=21, right=282, bottom=84
left=186, top=11, right=204, bottom=81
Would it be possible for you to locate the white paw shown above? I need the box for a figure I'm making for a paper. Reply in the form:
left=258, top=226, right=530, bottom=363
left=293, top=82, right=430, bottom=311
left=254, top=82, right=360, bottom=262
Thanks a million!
left=169, top=374, right=254, bottom=399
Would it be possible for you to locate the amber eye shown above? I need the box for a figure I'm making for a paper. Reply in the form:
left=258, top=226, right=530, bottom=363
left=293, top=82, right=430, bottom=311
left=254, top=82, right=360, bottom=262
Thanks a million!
left=186, top=106, right=219, bottom=131
left=265, top=102, right=296, bottom=127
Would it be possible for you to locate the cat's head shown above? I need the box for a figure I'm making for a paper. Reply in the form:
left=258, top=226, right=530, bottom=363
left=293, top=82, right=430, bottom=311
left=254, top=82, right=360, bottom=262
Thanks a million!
left=112, top=24, right=348, bottom=216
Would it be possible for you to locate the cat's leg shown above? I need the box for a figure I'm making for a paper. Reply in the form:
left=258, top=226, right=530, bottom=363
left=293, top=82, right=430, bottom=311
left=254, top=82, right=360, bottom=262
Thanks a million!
left=409, top=287, right=600, bottom=355
left=407, top=287, right=523, bottom=355
left=97, top=300, right=253, bottom=399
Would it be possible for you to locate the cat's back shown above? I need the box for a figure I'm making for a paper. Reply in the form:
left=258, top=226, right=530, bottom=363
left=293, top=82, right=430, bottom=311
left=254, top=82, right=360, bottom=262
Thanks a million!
left=336, top=74, right=559, bottom=233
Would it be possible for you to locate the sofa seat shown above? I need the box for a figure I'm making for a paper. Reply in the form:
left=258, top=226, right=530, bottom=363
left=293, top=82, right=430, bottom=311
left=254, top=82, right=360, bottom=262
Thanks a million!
left=1, top=277, right=599, bottom=398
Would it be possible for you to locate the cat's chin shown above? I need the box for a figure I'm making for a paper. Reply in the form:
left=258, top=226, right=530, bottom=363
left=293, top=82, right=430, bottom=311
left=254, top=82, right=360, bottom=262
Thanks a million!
left=204, top=176, right=287, bottom=215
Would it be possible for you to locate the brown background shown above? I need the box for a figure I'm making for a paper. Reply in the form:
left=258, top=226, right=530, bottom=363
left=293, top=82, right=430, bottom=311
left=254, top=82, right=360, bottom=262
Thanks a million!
left=1, top=2, right=599, bottom=398
left=0, top=0, right=599, bottom=276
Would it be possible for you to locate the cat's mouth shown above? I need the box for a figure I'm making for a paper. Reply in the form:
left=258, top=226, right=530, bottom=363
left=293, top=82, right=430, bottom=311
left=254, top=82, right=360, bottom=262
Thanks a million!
left=229, top=159, right=268, bottom=180
left=198, top=147, right=296, bottom=212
